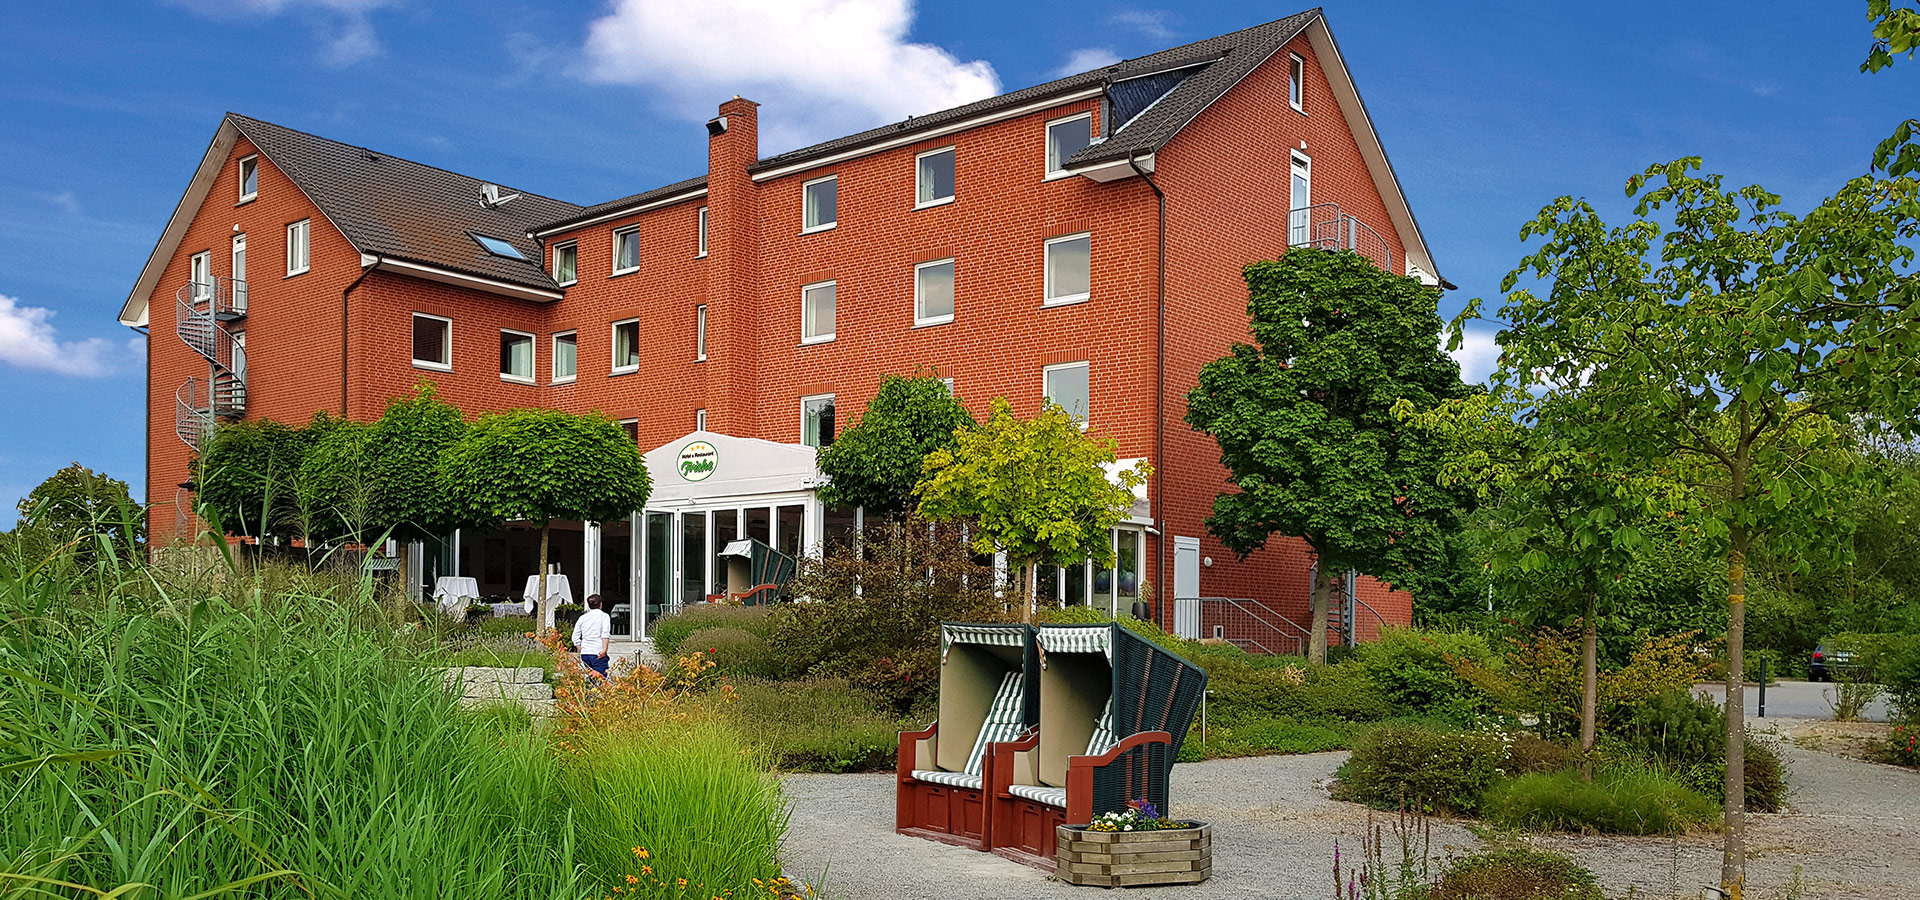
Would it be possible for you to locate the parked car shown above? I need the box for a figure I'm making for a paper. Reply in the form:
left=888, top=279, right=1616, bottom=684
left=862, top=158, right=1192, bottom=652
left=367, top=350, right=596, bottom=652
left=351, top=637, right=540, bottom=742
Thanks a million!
left=1809, top=643, right=1856, bottom=682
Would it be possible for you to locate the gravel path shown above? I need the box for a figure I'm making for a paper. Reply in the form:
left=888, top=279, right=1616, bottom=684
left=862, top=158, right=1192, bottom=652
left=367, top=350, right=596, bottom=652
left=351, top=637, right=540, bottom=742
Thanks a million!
left=779, top=731, right=1920, bottom=900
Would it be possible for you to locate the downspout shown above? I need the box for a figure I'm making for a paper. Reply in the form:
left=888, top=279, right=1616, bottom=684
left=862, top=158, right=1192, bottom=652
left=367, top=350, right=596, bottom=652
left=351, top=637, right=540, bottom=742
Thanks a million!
left=1127, top=151, right=1167, bottom=629
left=341, top=256, right=381, bottom=417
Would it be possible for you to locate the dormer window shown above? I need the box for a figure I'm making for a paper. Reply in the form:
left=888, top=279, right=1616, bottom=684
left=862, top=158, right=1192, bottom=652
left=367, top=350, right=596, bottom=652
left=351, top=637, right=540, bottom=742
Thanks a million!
left=1046, top=113, right=1092, bottom=177
left=472, top=234, right=526, bottom=260
left=238, top=155, right=259, bottom=203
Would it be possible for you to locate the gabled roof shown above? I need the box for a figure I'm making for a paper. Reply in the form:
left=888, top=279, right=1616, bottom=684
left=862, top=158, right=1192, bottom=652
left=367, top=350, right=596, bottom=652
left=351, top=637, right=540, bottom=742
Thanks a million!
left=119, top=114, right=582, bottom=327
left=536, top=9, right=1439, bottom=282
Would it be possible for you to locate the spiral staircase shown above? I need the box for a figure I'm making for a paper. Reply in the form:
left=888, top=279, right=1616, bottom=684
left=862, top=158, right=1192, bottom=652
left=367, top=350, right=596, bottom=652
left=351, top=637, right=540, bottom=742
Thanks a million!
left=173, top=276, right=247, bottom=536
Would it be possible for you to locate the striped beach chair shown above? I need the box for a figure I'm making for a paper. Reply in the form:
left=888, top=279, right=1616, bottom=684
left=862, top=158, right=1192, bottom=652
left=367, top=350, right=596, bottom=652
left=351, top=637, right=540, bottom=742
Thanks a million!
left=896, top=623, right=1039, bottom=850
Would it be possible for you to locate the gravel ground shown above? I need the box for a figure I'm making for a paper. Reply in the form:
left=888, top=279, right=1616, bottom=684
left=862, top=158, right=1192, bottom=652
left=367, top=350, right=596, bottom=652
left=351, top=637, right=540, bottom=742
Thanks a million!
left=779, top=727, right=1920, bottom=900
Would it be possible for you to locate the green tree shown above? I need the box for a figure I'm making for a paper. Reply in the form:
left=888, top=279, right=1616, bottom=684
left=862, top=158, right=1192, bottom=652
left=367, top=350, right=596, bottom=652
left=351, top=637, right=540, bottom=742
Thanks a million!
left=916, top=397, right=1148, bottom=622
left=817, top=373, right=974, bottom=518
left=365, top=383, right=468, bottom=589
left=297, top=416, right=375, bottom=548
left=439, top=408, right=652, bottom=625
left=1474, top=157, right=1920, bottom=896
left=8, top=463, right=144, bottom=568
left=1186, top=248, right=1472, bottom=664
left=194, top=419, right=308, bottom=541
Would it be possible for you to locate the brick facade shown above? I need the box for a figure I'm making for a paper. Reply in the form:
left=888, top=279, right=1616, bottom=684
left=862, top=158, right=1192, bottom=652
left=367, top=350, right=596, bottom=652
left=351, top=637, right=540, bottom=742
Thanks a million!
left=134, top=14, right=1424, bottom=648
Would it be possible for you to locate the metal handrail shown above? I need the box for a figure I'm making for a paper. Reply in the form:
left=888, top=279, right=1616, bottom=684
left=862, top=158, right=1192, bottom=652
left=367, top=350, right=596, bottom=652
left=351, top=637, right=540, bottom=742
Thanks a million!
left=1196, top=597, right=1309, bottom=656
left=174, top=378, right=213, bottom=451
left=1287, top=202, right=1393, bottom=273
left=175, top=279, right=247, bottom=416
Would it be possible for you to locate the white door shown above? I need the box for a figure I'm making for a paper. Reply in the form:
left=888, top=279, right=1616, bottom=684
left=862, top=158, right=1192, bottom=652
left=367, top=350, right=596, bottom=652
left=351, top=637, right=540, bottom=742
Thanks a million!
left=231, top=234, right=248, bottom=311
left=1173, top=536, right=1201, bottom=638
left=190, top=251, right=211, bottom=303
left=1288, top=154, right=1311, bottom=246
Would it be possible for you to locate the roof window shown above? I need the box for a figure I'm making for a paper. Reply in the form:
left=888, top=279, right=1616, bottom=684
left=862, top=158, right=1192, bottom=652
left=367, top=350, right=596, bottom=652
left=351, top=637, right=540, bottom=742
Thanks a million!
left=471, top=234, right=526, bottom=260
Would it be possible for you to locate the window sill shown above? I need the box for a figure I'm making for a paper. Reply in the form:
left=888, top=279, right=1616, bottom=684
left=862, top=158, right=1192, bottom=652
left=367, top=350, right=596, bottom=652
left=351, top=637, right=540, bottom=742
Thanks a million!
left=800, top=223, right=837, bottom=235
left=412, top=361, right=452, bottom=372
left=1042, top=170, right=1077, bottom=182
left=556, top=279, right=578, bottom=287
left=695, top=252, right=708, bottom=259
left=610, top=367, right=639, bottom=377
left=552, top=376, right=577, bottom=385
left=695, top=355, right=707, bottom=363
left=914, top=196, right=955, bottom=211
left=913, top=317, right=954, bottom=329
left=800, top=335, right=835, bottom=346
left=1042, top=294, right=1090, bottom=308
left=237, top=195, right=257, bottom=207
left=1290, top=103, right=1307, bottom=117
left=609, top=268, right=638, bottom=278
left=286, top=268, right=310, bottom=279
left=501, top=375, right=536, bottom=385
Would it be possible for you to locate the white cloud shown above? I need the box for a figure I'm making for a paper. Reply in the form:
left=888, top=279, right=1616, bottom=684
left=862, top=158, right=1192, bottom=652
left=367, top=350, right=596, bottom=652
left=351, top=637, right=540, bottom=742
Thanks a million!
left=165, top=0, right=396, bottom=66
left=578, top=0, right=1001, bottom=152
left=1054, top=47, right=1120, bottom=78
left=0, top=295, right=117, bottom=378
left=1109, top=9, right=1176, bottom=40
left=1448, top=325, right=1501, bottom=385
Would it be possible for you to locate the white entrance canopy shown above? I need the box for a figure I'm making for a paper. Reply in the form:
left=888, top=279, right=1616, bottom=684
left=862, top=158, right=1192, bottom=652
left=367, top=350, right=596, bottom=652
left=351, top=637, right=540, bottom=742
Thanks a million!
left=644, top=430, right=824, bottom=503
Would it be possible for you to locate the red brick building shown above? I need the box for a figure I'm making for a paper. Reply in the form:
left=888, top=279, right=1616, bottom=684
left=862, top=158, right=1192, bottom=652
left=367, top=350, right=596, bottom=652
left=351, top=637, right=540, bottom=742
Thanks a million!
left=119, top=10, right=1442, bottom=651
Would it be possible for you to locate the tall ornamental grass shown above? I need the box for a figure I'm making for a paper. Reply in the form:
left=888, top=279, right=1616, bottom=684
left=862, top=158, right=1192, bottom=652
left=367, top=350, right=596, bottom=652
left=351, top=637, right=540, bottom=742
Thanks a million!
left=1, top=530, right=792, bottom=900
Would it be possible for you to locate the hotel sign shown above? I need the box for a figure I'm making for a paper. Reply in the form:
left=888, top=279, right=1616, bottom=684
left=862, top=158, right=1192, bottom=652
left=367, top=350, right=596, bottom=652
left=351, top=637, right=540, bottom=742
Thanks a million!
left=677, top=440, right=717, bottom=482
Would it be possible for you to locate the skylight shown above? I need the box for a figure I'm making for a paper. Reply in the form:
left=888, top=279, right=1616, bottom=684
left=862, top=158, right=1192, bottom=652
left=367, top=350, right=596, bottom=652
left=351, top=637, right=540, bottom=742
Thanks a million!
left=472, top=234, right=526, bottom=260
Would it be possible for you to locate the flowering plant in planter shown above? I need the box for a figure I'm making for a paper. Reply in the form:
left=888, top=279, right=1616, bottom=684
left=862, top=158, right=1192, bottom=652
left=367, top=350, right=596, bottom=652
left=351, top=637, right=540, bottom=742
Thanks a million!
left=1086, top=799, right=1193, bottom=832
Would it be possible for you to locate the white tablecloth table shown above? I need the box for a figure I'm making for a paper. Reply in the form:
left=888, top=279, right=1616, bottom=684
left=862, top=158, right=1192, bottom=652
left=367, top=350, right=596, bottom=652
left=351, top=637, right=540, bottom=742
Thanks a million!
left=432, top=576, right=481, bottom=612
left=523, top=574, right=574, bottom=624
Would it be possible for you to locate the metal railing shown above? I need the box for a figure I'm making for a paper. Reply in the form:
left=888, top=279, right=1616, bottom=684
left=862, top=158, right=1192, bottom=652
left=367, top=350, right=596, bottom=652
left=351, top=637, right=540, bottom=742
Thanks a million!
left=1288, top=202, right=1393, bottom=273
left=174, top=378, right=215, bottom=451
left=175, top=278, right=248, bottom=424
left=1196, top=597, right=1311, bottom=656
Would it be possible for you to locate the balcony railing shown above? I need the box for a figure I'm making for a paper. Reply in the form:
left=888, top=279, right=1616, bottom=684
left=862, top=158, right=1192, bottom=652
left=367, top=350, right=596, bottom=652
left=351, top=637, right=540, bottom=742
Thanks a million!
left=1288, top=202, right=1393, bottom=273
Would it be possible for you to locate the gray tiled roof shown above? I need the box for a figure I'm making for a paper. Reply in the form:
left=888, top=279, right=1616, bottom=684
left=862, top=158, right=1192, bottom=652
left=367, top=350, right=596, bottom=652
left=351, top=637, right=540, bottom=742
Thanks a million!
left=542, top=10, right=1320, bottom=233
left=229, top=114, right=583, bottom=292
left=748, top=10, right=1318, bottom=174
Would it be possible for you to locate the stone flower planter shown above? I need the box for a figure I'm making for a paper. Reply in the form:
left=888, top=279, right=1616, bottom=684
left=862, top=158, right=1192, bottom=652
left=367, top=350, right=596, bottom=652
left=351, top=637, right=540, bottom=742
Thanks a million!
left=1055, top=821, right=1210, bottom=887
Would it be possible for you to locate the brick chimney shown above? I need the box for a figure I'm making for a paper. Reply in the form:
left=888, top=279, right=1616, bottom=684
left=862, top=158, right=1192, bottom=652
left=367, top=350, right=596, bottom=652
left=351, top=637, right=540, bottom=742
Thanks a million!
left=703, top=96, right=761, bottom=437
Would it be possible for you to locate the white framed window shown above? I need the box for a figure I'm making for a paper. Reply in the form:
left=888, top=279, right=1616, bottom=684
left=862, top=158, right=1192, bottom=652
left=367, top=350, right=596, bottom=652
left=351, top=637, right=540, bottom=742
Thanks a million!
left=1046, top=112, right=1093, bottom=177
left=696, top=408, right=707, bottom=431
left=411, top=313, right=451, bottom=371
left=1043, top=233, right=1091, bottom=305
left=619, top=418, right=639, bottom=443
left=500, top=329, right=535, bottom=383
left=1288, top=53, right=1305, bottom=113
left=553, top=241, right=578, bottom=285
left=1043, top=360, right=1090, bottom=427
left=611, top=226, right=640, bottom=275
left=801, top=280, right=836, bottom=344
left=286, top=219, right=310, bottom=276
left=916, top=146, right=955, bottom=208
left=552, top=331, right=578, bottom=383
left=611, top=318, right=639, bottom=373
left=1289, top=153, right=1312, bottom=247
left=802, top=175, right=838, bottom=233
left=697, top=206, right=709, bottom=257
left=914, top=258, right=955, bottom=326
left=189, top=250, right=211, bottom=303
left=941, top=377, right=955, bottom=395
left=801, top=394, right=837, bottom=447
left=238, top=154, right=259, bottom=203
left=696, top=304, right=708, bottom=361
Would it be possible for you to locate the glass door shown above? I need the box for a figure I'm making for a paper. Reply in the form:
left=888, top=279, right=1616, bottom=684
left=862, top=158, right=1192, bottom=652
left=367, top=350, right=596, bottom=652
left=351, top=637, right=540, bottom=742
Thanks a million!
left=644, top=512, right=671, bottom=636
left=680, top=511, right=707, bottom=608
left=231, top=233, right=248, bottom=311
left=1288, top=154, right=1311, bottom=247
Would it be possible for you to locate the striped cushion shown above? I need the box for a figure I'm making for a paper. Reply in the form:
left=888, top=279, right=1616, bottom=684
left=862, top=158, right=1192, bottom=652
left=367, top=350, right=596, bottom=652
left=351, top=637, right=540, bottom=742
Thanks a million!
left=964, top=672, right=1027, bottom=776
left=1008, top=783, right=1068, bottom=807
left=911, top=769, right=983, bottom=789
left=943, top=623, right=1026, bottom=648
left=1087, top=708, right=1120, bottom=756
left=1037, top=625, right=1112, bottom=656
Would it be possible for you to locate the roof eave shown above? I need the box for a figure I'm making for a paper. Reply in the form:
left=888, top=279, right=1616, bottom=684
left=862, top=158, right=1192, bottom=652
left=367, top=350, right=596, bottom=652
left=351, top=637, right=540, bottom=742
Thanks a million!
left=532, top=181, right=709, bottom=238
left=118, top=119, right=242, bottom=328
left=364, top=254, right=565, bottom=302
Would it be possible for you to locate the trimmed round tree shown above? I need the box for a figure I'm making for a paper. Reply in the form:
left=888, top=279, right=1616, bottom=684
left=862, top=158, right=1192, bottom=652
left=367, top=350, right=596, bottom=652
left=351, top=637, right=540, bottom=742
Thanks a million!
left=817, top=373, right=975, bottom=519
left=365, top=383, right=468, bottom=590
left=194, top=419, right=309, bottom=542
left=438, top=408, right=651, bottom=625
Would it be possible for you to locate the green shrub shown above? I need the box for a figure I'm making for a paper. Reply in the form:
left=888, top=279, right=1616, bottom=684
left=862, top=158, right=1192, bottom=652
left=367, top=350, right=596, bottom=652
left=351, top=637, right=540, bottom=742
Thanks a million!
left=1615, top=688, right=1787, bottom=811
left=652, top=605, right=777, bottom=657
left=1876, top=635, right=1920, bottom=719
left=1505, top=734, right=1575, bottom=775
left=714, top=678, right=913, bottom=772
left=1433, top=847, right=1603, bottom=900
left=1332, top=723, right=1503, bottom=813
left=1481, top=766, right=1719, bottom=835
left=1356, top=627, right=1495, bottom=722
left=1883, top=721, right=1920, bottom=767
left=680, top=626, right=783, bottom=679
left=477, top=613, right=537, bottom=635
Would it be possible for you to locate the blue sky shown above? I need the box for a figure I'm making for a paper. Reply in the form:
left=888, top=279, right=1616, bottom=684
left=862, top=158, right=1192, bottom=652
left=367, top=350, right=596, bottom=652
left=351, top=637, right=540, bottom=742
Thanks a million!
left=0, top=0, right=1914, bottom=524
